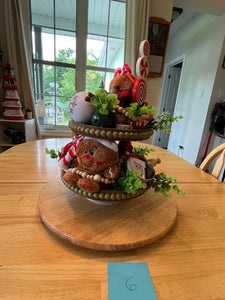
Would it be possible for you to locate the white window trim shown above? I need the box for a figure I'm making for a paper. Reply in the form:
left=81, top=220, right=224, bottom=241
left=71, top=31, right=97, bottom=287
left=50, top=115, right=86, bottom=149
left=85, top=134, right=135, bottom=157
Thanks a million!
left=30, top=0, right=126, bottom=135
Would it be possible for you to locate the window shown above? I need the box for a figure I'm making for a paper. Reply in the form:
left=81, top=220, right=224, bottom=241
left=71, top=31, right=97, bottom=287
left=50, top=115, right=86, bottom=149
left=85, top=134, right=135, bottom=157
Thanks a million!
left=30, top=0, right=126, bottom=129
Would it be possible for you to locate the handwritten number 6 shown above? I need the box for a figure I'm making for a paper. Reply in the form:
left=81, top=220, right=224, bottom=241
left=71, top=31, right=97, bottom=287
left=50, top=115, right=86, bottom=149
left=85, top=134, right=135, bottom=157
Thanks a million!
left=126, top=277, right=137, bottom=291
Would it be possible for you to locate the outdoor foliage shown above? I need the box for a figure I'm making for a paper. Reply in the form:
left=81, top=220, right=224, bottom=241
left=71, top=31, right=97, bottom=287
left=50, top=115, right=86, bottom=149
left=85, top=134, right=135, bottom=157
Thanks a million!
left=41, top=48, right=103, bottom=125
left=43, top=48, right=102, bottom=99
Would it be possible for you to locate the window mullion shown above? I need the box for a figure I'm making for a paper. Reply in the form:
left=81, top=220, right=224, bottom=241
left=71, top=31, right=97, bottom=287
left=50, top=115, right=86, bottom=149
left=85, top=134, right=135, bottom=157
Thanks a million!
left=105, top=0, right=111, bottom=69
left=34, top=26, right=43, bottom=100
left=54, top=0, right=57, bottom=126
left=76, top=0, right=88, bottom=92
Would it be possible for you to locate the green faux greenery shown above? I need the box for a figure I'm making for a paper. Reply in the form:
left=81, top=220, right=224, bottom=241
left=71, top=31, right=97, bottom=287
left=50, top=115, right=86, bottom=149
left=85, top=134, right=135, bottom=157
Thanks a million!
left=114, top=170, right=185, bottom=198
left=147, top=112, right=183, bottom=133
left=45, top=147, right=62, bottom=161
left=125, top=103, right=157, bottom=120
left=148, top=172, right=185, bottom=198
left=91, top=89, right=119, bottom=115
left=114, top=171, right=147, bottom=194
left=133, top=146, right=155, bottom=158
left=124, top=103, right=183, bottom=133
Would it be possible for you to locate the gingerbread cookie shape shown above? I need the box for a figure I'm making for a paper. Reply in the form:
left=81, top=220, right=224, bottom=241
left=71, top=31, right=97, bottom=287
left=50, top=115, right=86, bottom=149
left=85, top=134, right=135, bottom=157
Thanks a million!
left=59, top=136, right=120, bottom=193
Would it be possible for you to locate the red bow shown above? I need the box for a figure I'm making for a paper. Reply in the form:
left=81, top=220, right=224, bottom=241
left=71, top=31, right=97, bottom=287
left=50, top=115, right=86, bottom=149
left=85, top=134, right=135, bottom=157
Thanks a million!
left=114, top=64, right=132, bottom=77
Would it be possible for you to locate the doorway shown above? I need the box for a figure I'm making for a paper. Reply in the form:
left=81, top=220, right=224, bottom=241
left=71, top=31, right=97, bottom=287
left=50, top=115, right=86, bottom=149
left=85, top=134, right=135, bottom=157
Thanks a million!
left=153, top=56, right=184, bottom=149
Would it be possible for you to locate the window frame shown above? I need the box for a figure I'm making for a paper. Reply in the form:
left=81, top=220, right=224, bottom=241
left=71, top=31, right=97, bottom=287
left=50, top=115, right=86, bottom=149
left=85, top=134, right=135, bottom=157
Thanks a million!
left=30, top=0, right=126, bottom=131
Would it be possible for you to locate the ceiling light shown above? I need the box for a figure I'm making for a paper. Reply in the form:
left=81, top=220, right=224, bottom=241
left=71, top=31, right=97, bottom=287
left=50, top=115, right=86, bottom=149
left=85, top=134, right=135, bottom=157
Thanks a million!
left=172, top=7, right=183, bottom=23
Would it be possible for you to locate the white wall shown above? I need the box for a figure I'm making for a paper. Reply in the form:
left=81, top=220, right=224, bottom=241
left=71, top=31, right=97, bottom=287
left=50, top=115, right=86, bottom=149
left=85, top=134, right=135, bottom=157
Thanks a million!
left=165, top=13, right=225, bottom=164
left=196, top=36, right=225, bottom=165
left=147, top=0, right=173, bottom=110
left=143, top=0, right=173, bottom=144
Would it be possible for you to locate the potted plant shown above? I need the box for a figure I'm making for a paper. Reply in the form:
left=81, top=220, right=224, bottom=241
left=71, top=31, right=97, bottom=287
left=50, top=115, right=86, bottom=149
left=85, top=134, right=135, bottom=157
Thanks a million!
left=90, top=89, right=119, bottom=128
left=125, top=102, right=156, bottom=129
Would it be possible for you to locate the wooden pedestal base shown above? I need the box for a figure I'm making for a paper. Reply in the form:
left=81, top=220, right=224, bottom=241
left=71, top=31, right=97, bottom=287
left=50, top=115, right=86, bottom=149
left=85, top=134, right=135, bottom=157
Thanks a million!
left=38, top=177, right=177, bottom=251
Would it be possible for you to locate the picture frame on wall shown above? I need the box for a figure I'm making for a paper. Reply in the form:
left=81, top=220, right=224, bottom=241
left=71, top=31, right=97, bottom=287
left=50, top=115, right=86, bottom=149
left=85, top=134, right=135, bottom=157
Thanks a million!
left=148, top=17, right=171, bottom=78
left=222, top=56, right=225, bottom=69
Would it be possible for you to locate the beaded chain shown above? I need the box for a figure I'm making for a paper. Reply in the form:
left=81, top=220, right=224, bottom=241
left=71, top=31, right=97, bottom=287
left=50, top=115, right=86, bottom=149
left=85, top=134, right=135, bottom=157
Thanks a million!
left=65, top=156, right=124, bottom=185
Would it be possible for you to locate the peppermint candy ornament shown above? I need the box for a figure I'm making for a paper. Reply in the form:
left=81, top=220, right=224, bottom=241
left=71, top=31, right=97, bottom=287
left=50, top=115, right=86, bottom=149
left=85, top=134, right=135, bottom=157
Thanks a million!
left=136, top=57, right=149, bottom=79
left=132, top=79, right=146, bottom=103
left=139, top=40, right=150, bottom=57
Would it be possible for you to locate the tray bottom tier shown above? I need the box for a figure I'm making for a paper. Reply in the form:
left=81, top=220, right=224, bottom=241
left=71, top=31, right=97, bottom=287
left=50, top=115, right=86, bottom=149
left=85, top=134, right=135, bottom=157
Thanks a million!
left=38, top=177, right=177, bottom=251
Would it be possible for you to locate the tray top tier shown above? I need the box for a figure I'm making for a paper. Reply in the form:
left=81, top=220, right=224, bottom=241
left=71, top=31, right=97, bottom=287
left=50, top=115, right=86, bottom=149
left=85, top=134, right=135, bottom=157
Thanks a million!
left=69, top=120, right=154, bottom=142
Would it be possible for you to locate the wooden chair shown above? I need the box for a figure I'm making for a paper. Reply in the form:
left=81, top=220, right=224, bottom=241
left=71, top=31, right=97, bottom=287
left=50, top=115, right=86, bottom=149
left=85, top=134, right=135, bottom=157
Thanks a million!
left=200, top=143, right=225, bottom=180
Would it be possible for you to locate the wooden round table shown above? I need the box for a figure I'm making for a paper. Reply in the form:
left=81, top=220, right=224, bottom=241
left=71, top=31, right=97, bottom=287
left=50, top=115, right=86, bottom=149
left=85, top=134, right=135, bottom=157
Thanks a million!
left=1, top=139, right=225, bottom=300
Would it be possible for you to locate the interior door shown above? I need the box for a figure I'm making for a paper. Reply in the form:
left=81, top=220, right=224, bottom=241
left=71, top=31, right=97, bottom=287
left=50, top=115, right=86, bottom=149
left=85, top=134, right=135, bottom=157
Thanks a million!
left=154, top=65, right=182, bottom=149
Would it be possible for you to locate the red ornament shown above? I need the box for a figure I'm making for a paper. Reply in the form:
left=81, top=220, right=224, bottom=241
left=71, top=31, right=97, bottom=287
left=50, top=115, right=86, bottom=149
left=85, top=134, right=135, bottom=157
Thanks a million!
left=139, top=40, right=150, bottom=57
left=114, top=64, right=132, bottom=77
left=132, top=79, right=146, bottom=103
left=132, top=120, right=149, bottom=129
left=136, top=57, right=149, bottom=78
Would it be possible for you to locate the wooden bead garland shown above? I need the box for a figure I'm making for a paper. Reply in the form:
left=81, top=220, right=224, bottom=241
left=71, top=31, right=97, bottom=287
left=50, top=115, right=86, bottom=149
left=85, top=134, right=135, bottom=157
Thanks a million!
left=65, top=157, right=124, bottom=185
left=72, top=167, right=115, bottom=184
left=116, top=104, right=132, bottom=120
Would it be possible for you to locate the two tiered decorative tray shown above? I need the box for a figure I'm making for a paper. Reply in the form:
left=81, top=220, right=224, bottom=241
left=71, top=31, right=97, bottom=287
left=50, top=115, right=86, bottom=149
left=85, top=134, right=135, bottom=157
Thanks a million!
left=38, top=40, right=181, bottom=250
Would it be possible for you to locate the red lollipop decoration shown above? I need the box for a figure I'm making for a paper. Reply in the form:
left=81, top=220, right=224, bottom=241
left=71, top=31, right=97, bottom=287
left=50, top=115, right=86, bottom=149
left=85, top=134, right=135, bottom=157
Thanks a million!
left=136, top=57, right=149, bottom=78
left=132, top=79, right=146, bottom=103
left=139, top=40, right=150, bottom=57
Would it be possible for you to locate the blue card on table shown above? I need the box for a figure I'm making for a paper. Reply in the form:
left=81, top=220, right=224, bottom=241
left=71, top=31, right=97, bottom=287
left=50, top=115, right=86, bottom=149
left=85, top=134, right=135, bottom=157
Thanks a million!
left=107, top=262, right=157, bottom=300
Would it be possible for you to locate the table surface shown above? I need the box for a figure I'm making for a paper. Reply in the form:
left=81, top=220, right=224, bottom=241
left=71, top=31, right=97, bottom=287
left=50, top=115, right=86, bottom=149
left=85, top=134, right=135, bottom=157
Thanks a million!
left=1, top=139, right=225, bottom=299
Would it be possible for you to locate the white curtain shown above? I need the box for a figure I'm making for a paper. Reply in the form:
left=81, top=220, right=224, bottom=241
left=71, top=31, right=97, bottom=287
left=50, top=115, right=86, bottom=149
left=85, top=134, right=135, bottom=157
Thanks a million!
left=125, top=0, right=150, bottom=74
left=3, top=0, right=41, bottom=139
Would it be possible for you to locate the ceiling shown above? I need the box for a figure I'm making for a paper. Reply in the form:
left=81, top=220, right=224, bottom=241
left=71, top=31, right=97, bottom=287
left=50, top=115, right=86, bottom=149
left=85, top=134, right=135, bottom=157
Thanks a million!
left=170, top=9, right=198, bottom=35
left=171, top=0, right=225, bottom=35
left=174, top=0, right=225, bottom=15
